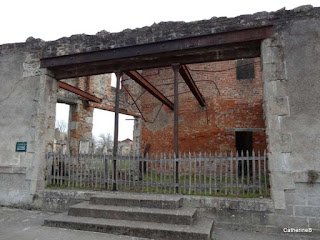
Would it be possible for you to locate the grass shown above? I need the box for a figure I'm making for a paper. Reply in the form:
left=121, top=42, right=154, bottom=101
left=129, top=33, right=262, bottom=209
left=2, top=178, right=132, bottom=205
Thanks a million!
left=46, top=172, right=270, bottom=198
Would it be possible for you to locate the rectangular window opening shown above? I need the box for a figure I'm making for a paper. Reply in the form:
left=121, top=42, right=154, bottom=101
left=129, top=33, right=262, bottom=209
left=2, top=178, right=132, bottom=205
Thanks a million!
left=236, top=58, right=255, bottom=80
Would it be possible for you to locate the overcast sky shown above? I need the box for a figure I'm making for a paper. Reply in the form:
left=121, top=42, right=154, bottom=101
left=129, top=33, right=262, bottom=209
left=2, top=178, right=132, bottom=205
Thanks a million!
left=2, top=0, right=319, bottom=140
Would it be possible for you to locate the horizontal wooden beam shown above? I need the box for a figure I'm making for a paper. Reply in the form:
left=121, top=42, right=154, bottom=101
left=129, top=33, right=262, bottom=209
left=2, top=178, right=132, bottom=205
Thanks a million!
left=41, top=26, right=273, bottom=68
left=58, top=81, right=102, bottom=103
left=179, top=65, right=206, bottom=107
left=89, top=102, right=140, bottom=118
left=124, top=70, right=174, bottom=111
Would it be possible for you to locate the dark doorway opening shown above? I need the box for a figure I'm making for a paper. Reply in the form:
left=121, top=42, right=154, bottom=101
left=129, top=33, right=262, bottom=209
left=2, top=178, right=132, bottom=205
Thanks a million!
left=236, top=131, right=253, bottom=176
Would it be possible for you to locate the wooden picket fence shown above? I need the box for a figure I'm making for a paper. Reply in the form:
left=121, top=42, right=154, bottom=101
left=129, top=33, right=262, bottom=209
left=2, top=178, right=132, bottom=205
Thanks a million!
left=46, top=150, right=269, bottom=198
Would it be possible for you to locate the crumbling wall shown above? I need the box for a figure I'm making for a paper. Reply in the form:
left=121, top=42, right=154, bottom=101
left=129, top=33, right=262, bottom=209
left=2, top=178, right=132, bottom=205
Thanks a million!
left=136, top=59, right=266, bottom=154
left=57, top=74, right=138, bottom=154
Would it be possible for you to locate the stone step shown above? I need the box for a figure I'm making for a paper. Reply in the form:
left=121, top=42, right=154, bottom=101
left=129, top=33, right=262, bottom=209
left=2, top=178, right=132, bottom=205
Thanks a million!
left=90, top=192, right=183, bottom=209
left=44, top=213, right=214, bottom=240
left=69, top=202, right=197, bottom=225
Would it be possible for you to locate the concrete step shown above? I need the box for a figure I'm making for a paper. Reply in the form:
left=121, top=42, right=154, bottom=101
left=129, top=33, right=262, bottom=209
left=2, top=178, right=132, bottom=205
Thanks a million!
left=69, top=202, right=197, bottom=225
left=44, top=212, right=214, bottom=240
left=90, top=192, right=183, bottom=209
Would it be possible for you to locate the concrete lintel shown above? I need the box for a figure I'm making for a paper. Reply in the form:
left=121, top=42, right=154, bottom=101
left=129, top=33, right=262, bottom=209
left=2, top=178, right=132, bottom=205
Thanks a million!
left=226, top=128, right=265, bottom=132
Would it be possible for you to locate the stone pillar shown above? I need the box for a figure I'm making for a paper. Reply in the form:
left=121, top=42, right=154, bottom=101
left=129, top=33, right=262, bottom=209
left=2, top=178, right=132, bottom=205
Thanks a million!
left=262, top=35, right=292, bottom=210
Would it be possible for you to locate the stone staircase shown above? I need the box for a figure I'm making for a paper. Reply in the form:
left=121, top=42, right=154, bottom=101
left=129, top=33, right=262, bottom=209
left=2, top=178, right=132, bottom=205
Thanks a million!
left=44, top=192, right=214, bottom=239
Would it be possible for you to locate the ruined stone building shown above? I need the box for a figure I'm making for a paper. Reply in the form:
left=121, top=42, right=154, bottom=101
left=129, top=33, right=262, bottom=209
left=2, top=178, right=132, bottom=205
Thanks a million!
left=1, top=5, right=320, bottom=234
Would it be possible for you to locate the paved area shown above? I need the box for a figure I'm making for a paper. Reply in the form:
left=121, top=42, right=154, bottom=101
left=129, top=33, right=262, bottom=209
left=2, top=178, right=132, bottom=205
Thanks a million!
left=213, top=229, right=317, bottom=240
left=0, top=207, right=147, bottom=240
left=0, top=207, right=318, bottom=240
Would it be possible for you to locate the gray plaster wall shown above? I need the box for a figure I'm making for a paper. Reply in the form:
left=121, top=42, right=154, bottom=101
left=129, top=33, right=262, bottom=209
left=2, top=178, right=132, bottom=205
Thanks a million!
left=0, top=45, right=57, bottom=205
left=262, top=18, right=320, bottom=229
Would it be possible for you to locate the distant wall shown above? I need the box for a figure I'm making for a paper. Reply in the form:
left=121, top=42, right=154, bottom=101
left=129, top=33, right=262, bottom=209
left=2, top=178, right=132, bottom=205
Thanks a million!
left=138, top=59, right=266, bottom=154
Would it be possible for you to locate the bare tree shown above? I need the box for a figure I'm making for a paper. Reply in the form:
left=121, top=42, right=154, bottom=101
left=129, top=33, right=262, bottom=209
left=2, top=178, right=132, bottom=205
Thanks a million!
left=98, top=133, right=113, bottom=153
left=56, top=120, right=67, bottom=133
left=92, top=133, right=113, bottom=154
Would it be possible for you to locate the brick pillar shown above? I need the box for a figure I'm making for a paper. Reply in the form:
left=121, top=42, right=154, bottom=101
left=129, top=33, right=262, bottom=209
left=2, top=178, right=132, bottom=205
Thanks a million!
left=69, top=77, right=94, bottom=154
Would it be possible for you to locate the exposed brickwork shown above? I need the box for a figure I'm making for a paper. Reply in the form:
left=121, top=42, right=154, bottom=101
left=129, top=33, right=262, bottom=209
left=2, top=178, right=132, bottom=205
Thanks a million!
left=135, top=58, right=266, bottom=154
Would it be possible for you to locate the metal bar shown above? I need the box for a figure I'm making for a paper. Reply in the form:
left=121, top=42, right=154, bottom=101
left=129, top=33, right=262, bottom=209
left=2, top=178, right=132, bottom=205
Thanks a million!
left=164, top=153, right=167, bottom=193
left=214, top=152, right=217, bottom=194
left=90, top=102, right=140, bottom=118
left=184, top=152, right=187, bottom=194
left=179, top=65, right=206, bottom=107
left=53, top=154, right=56, bottom=185
left=54, top=47, right=261, bottom=80
left=198, top=153, right=202, bottom=194
left=58, top=81, right=101, bottom=103
left=252, top=150, right=256, bottom=195
left=236, top=151, right=239, bottom=195
left=172, top=64, right=180, bottom=193
left=119, top=154, right=122, bottom=191
left=141, top=155, right=144, bottom=193
left=73, top=155, right=76, bottom=188
left=204, top=152, right=207, bottom=195
left=151, top=154, right=153, bottom=192
left=131, top=153, right=134, bottom=191
left=58, top=154, right=62, bottom=186
left=68, top=155, right=71, bottom=187
left=80, top=155, right=83, bottom=188
left=160, top=153, right=163, bottom=193
left=178, top=152, right=181, bottom=194
left=241, top=151, right=244, bottom=195
left=103, top=154, right=106, bottom=189
left=225, top=152, right=228, bottom=195
left=188, top=152, right=192, bottom=195
left=246, top=150, right=250, bottom=195
left=128, top=154, right=131, bottom=191
left=95, top=155, right=98, bottom=189
left=230, top=151, right=233, bottom=195
left=219, top=152, right=222, bottom=194
left=209, top=152, right=212, bottom=195
left=258, top=151, right=262, bottom=196
left=155, top=153, right=158, bottom=193
left=111, top=71, right=122, bottom=191
left=169, top=153, right=172, bottom=194
left=41, top=26, right=273, bottom=68
left=124, top=71, right=174, bottom=110
left=193, top=153, right=197, bottom=194
left=173, top=154, right=176, bottom=194
left=146, top=153, right=149, bottom=193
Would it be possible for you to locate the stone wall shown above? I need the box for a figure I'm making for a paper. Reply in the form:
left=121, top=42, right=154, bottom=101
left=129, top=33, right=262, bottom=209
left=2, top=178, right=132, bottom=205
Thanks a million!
left=0, top=43, right=57, bottom=205
left=261, top=18, right=320, bottom=229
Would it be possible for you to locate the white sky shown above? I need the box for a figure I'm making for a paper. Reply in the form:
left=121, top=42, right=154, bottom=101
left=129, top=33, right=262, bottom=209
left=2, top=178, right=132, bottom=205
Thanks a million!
left=3, top=0, right=319, bottom=140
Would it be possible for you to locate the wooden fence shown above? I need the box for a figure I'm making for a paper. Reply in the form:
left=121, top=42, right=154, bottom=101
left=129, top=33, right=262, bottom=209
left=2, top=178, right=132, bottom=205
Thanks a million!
left=46, top=150, right=269, bottom=198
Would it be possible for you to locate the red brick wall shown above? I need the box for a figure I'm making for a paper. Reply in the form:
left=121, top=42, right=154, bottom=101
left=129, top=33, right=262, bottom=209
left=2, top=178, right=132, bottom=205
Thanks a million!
left=139, top=58, right=266, bottom=154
